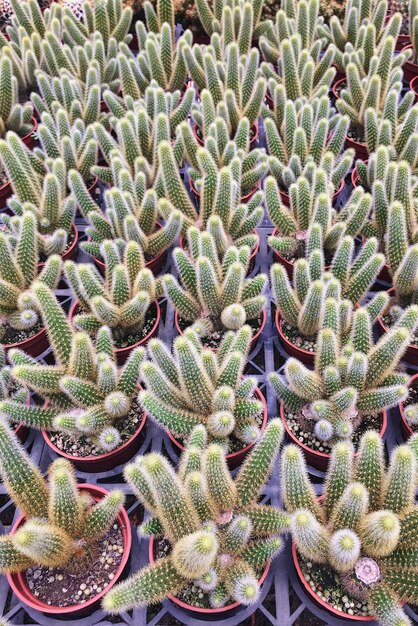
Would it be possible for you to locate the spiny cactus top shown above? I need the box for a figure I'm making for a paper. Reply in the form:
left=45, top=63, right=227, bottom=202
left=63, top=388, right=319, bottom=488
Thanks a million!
left=271, top=235, right=386, bottom=338
left=5, top=285, right=146, bottom=453
left=266, top=172, right=370, bottom=259
left=103, top=419, right=289, bottom=612
left=264, top=95, right=354, bottom=192
left=139, top=325, right=265, bottom=451
left=64, top=240, right=158, bottom=345
left=162, top=229, right=267, bottom=333
left=282, top=432, right=418, bottom=626
left=0, top=426, right=125, bottom=574
left=0, top=213, right=61, bottom=343
left=270, top=304, right=417, bottom=446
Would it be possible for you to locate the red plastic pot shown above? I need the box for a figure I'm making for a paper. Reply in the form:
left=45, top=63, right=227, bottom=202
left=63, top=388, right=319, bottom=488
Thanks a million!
left=192, top=120, right=259, bottom=148
left=402, top=45, right=417, bottom=82
left=167, top=386, right=268, bottom=470
left=174, top=307, right=266, bottom=353
left=148, top=535, right=270, bottom=616
left=411, top=75, right=418, bottom=101
left=189, top=175, right=260, bottom=205
left=292, top=543, right=375, bottom=621
left=399, top=372, right=418, bottom=440
left=42, top=404, right=147, bottom=472
left=37, top=223, right=79, bottom=271
left=377, top=287, right=418, bottom=366
left=280, top=401, right=387, bottom=472
left=278, top=178, right=345, bottom=208
left=7, top=484, right=132, bottom=616
left=275, top=309, right=315, bottom=366
left=68, top=299, right=161, bottom=366
left=2, top=325, right=49, bottom=358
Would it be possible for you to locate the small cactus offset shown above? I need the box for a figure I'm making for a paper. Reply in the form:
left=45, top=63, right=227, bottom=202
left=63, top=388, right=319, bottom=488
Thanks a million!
left=282, top=432, right=418, bottom=624
left=270, top=304, right=417, bottom=446
left=263, top=96, right=354, bottom=193
left=5, top=285, right=146, bottom=453
left=64, top=239, right=158, bottom=345
left=103, top=420, right=288, bottom=612
left=162, top=229, right=266, bottom=333
left=139, top=325, right=265, bottom=451
left=0, top=212, right=61, bottom=342
left=0, top=427, right=124, bottom=574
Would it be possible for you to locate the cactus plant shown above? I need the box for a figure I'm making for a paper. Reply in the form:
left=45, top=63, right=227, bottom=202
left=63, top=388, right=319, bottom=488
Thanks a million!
left=162, top=229, right=266, bottom=335
left=103, top=419, right=289, bottom=611
left=64, top=240, right=159, bottom=345
left=282, top=433, right=418, bottom=625
left=270, top=304, right=417, bottom=448
left=0, top=346, right=27, bottom=408
left=0, top=212, right=61, bottom=343
left=264, top=96, right=354, bottom=193
left=191, top=0, right=268, bottom=40
left=5, top=284, right=146, bottom=453
left=0, top=422, right=125, bottom=582
left=0, top=54, right=33, bottom=139
left=139, top=325, right=265, bottom=450
left=62, top=0, right=132, bottom=51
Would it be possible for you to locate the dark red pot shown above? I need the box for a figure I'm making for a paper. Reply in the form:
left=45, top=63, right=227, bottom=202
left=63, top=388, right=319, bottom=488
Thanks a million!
left=2, top=325, right=49, bottom=358
left=280, top=401, right=387, bottom=472
left=278, top=178, right=345, bottom=208
left=68, top=299, right=161, bottom=366
left=292, top=544, right=374, bottom=621
left=174, top=307, right=266, bottom=353
left=192, top=120, right=259, bottom=148
left=167, top=386, right=268, bottom=470
left=148, top=534, right=270, bottom=616
left=411, top=75, right=418, bottom=101
left=377, top=287, right=418, bottom=366
left=7, top=484, right=132, bottom=616
left=402, top=45, right=417, bottom=82
left=275, top=310, right=315, bottom=366
left=399, top=372, right=418, bottom=441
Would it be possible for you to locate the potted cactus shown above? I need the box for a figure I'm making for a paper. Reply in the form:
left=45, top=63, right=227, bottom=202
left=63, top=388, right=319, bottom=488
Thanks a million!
left=0, top=346, right=30, bottom=442
left=0, top=420, right=131, bottom=615
left=283, top=433, right=418, bottom=625
left=162, top=230, right=267, bottom=346
left=103, top=419, right=289, bottom=615
left=139, top=325, right=268, bottom=466
left=65, top=240, right=160, bottom=363
left=0, top=213, right=62, bottom=356
left=5, top=284, right=147, bottom=470
left=270, top=303, right=416, bottom=469
left=271, top=234, right=386, bottom=363
left=61, top=0, right=133, bottom=50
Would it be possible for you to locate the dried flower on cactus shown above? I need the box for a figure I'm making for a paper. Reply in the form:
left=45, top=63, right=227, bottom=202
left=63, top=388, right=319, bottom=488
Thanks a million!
left=282, top=432, right=418, bottom=626
left=103, top=419, right=289, bottom=611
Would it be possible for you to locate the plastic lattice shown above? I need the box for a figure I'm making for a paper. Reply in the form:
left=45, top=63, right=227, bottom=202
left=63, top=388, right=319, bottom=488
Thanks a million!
left=0, top=122, right=417, bottom=626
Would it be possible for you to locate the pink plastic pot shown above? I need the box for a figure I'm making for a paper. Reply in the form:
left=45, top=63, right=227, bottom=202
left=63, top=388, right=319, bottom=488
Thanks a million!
left=280, top=401, right=387, bottom=472
left=399, top=372, right=418, bottom=441
left=167, top=386, right=268, bottom=470
left=174, top=308, right=266, bottom=354
left=148, top=535, right=270, bottom=615
left=377, top=287, right=418, bottom=366
left=402, top=44, right=417, bottom=82
left=7, top=484, right=132, bottom=616
left=292, top=544, right=374, bottom=621
left=275, top=309, right=315, bottom=366
left=68, top=299, right=161, bottom=366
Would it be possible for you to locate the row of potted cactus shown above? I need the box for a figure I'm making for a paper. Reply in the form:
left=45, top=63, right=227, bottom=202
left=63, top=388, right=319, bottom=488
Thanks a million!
left=0, top=0, right=416, bottom=624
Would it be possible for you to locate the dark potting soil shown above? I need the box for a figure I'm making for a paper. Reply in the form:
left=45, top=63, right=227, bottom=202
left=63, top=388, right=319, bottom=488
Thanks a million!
left=177, top=314, right=263, bottom=349
left=280, top=322, right=316, bottom=354
left=24, top=522, right=124, bottom=608
left=298, top=554, right=371, bottom=617
left=1, top=319, right=44, bottom=346
left=48, top=398, right=145, bottom=458
left=284, top=408, right=383, bottom=454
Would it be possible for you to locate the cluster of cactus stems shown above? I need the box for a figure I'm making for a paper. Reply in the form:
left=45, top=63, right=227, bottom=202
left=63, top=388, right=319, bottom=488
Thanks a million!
left=0, top=54, right=33, bottom=138
left=0, top=421, right=125, bottom=573
left=139, top=325, right=264, bottom=450
left=2, top=284, right=146, bottom=452
left=0, top=346, right=27, bottom=406
left=270, top=302, right=418, bottom=444
left=193, top=0, right=268, bottom=41
left=103, top=419, right=289, bottom=612
left=282, top=431, right=418, bottom=626
left=163, top=229, right=266, bottom=331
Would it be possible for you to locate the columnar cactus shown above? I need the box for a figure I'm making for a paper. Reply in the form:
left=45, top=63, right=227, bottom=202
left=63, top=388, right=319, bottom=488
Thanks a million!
left=0, top=212, right=61, bottom=342
left=65, top=240, right=158, bottom=344
left=270, top=304, right=417, bottom=446
left=0, top=54, right=33, bottom=138
left=264, top=96, right=354, bottom=193
left=5, top=284, right=146, bottom=452
left=0, top=346, right=27, bottom=406
left=103, top=419, right=289, bottom=612
left=139, top=325, right=265, bottom=450
left=62, top=0, right=132, bottom=51
left=192, top=0, right=268, bottom=41
left=266, top=172, right=369, bottom=258
left=162, top=230, right=266, bottom=332
left=0, top=422, right=124, bottom=573
left=282, top=433, right=418, bottom=626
